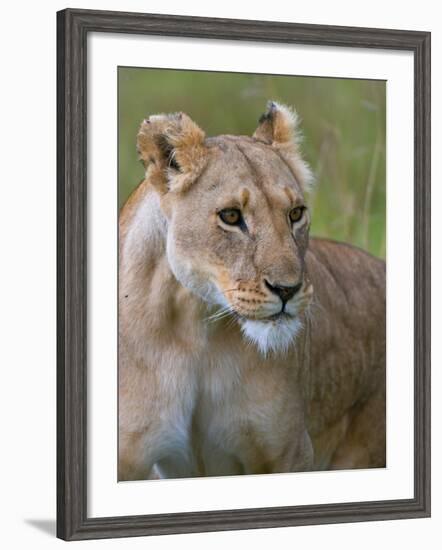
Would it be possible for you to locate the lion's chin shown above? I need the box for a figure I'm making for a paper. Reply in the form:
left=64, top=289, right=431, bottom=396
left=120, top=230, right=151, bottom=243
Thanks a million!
left=239, top=315, right=303, bottom=356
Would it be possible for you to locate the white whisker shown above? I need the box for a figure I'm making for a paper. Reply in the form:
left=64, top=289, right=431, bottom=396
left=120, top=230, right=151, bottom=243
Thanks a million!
left=203, top=304, right=235, bottom=323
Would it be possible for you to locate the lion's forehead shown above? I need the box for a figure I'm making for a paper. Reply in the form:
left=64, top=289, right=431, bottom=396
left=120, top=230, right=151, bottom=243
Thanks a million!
left=205, top=136, right=300, bottom=188
left=187, top=140, right=303, bottom=216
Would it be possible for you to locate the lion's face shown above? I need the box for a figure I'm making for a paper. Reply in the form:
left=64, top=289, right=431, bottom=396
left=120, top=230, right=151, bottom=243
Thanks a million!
left=137, top=102, right=314, bottom=353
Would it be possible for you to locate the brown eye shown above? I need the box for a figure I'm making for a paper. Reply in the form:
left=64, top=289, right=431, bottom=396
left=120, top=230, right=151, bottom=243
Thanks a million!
left=289, top=206, right=305, bottom=224
left=219, top=208, right=242, bottom=226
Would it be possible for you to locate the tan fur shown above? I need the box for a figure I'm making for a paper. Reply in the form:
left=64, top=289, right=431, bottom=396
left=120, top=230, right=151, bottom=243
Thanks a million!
left=119, top=102, right=385, bottom=480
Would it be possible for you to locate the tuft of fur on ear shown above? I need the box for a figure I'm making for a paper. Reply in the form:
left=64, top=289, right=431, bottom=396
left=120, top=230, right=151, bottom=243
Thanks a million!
left=137, top=112, right=207, bottom=194
left=253, top=101, right=314, bottom=192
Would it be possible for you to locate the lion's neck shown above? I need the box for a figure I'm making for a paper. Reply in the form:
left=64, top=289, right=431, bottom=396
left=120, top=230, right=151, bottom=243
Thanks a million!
left=119, top=188, right=221, bottom=356
left=119, top=185, right=167, bottom=265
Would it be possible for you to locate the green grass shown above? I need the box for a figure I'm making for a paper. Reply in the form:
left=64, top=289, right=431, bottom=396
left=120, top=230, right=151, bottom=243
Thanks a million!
left=118, top=68, right=386, bottom=259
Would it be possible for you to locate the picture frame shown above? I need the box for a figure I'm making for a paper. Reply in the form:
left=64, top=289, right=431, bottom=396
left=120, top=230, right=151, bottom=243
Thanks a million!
left=57, top=7, right=431, bottom=541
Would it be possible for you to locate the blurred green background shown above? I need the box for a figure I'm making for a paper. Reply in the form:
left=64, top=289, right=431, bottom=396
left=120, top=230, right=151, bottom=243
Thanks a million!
left=118, top=68, right=386, bottom=258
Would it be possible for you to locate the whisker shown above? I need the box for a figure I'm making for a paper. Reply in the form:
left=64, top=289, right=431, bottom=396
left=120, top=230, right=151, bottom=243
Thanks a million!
left=204, top=304, right=237, bottom=323
left=207, top=311, right=233, bottom=323
left=208, top=314, right=235, bottom=325
left=205, top=310, right=230, bottom=322
left=223, top=316, right=238, bottom=331
left=203, top=306, right=229, bottom=322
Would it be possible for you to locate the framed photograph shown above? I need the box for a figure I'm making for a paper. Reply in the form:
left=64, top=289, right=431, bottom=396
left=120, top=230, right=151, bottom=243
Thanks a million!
left=57, top=8, right=431, bottom=541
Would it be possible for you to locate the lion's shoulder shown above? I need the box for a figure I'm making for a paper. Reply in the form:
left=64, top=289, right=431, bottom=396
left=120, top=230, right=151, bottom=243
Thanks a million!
left=307, top=237, right=385, bottom=292
left=306, top=237, right=385, bottom=333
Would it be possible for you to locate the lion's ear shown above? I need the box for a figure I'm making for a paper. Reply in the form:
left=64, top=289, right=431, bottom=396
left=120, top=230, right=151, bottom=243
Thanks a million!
left=253, top=101, right=314, bottom=192
left=137, top=112, right=207, bottom=194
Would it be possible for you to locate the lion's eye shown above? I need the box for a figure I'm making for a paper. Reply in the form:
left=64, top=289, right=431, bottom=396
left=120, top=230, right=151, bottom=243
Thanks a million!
left=219, top=208, right=242, bottom=226
left=289, top=206, right=305, bottom=224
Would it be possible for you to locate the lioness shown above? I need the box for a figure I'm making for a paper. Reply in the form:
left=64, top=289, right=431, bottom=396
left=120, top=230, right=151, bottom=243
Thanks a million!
left=119, top=101, right=385, bottom=480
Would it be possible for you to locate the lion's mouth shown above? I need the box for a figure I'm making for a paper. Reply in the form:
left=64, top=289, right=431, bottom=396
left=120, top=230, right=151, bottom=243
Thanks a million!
left=237, top=310, right=294, bottom=323
left=266, top=311, right=293, bottom=321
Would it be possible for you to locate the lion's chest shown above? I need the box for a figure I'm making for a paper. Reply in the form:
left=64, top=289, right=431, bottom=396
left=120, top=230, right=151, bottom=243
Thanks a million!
left=154, top=346, right=290, bottom=478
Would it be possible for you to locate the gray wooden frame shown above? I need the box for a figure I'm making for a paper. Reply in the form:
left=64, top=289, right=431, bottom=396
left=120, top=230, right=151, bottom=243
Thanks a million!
left=57, top=8, right=431, bottom=541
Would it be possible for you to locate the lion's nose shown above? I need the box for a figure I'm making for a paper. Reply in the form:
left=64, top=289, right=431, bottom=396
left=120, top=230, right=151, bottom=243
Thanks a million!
left=264, top=280, right=303, bottom=304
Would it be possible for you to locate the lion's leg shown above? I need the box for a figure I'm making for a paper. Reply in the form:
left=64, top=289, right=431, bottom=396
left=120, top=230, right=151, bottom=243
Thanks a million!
left=272, top=429, right=314, bottom=473
left=328, top=385, right=386, bottom=470
left=118, top=422, right=198, bottom=481
left=229, top=367, right=314, bottom=475
left=235, top=403, right=314, bottom=475
left=118, top=351, right=199, bottom=481
left=236, top=428, right=314, bottom=475
left=118, top=430, right=156, bottom=481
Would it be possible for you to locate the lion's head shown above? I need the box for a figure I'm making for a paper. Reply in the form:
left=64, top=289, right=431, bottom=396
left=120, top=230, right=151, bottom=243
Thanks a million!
left=136, top=102, right=314, bottom=354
